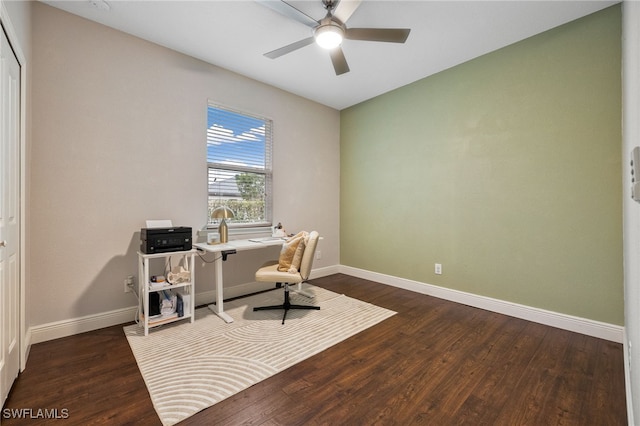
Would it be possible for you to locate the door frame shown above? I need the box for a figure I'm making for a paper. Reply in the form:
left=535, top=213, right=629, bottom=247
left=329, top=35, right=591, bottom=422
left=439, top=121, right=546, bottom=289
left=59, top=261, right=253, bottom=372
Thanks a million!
left=0, top=1, right=28, bottom=371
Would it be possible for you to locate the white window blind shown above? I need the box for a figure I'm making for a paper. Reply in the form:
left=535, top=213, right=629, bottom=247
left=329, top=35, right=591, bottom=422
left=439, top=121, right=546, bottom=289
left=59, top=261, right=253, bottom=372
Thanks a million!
left=207, top=102, right=273, bottom=227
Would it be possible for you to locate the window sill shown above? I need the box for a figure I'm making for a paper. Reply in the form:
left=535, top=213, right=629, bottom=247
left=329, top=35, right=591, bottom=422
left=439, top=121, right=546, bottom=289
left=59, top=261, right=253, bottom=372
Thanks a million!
left=197, top=225, right=273, bottom=242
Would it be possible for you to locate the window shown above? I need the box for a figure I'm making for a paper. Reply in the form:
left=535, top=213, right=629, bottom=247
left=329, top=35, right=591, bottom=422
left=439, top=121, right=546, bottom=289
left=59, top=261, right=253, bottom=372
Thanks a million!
left=207, top=103, right=273, bottom=228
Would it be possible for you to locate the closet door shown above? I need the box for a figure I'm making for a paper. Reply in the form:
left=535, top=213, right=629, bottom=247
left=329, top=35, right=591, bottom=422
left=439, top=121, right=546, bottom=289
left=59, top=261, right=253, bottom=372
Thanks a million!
left=0, top=24, right=21, bottom=407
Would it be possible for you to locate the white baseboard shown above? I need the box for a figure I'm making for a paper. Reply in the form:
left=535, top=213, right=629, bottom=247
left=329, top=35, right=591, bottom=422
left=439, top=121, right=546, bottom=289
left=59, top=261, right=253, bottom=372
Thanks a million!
left=339, top=265, right=624, bottom=343
left=29, top=306, right=138, bottom=345
left=624, top=329, right=635, bottom=426
left=310, top=265, right=341, bottom=279
left=28, top=264, right=619, bottom=345
left=27, top=265, right=342, bottom=345
left=21, top=328, right=31, bottom=371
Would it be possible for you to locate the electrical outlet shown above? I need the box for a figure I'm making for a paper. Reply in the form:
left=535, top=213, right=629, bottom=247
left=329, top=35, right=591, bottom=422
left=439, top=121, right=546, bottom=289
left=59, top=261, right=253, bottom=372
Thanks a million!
left=316, top=250, right=322, bottom=260
left=435, top=263, right=442, bottom=275
left=124, top=275, right=134, bottom=293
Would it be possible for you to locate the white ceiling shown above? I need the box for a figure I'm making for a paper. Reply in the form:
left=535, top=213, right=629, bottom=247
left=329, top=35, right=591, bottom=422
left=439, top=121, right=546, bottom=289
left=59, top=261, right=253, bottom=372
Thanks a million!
left=42, top=0, right=618, bottom=110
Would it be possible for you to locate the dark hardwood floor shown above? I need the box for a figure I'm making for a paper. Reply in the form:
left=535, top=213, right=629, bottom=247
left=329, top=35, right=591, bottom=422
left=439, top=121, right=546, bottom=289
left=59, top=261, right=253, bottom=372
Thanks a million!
left=3, top=274, right=627, bottom=425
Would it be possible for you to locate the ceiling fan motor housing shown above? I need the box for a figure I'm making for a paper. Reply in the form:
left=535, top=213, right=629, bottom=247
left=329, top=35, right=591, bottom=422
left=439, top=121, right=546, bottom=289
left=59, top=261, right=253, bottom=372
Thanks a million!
left=314, top=17, right=345, bottom=49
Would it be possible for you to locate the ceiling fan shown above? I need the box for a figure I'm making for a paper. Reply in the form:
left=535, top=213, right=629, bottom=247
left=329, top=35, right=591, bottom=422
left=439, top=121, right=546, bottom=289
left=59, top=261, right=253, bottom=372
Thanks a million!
left=257, top=0, right=411, bottom=75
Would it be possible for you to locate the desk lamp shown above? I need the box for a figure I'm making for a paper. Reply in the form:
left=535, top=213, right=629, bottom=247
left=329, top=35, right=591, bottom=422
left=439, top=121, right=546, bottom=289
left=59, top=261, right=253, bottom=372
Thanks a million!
left=211, top=206, right=235, bottom=243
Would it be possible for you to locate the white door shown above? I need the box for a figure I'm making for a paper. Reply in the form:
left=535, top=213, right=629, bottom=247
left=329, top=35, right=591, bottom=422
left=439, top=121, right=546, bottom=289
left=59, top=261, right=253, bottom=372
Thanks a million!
left=0, top=25, right=21, bottom=407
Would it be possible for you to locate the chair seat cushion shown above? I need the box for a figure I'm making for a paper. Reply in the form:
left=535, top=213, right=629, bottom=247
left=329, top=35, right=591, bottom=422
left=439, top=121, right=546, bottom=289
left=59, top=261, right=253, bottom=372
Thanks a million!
left=256, top=261, right=303, bottom=283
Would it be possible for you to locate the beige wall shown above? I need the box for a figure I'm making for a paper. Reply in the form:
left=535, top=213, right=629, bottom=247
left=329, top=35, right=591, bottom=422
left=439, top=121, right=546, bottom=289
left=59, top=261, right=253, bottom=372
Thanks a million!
left=30, top=3, right=340, bottom=327
left=341, top=6, right=622, bottom=325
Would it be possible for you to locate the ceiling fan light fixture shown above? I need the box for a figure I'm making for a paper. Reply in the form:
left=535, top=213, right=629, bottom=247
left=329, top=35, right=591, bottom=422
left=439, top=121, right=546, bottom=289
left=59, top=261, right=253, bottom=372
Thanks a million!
left=314, top=23, right=344, bottom=49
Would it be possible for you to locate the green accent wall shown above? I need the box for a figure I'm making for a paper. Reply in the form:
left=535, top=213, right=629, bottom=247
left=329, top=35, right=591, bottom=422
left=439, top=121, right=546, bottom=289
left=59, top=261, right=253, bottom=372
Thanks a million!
left=340, top=5, right=622, bottom=325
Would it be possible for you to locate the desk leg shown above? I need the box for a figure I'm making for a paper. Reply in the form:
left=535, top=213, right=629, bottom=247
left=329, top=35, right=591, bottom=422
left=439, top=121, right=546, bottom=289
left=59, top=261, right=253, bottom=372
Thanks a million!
left=207, top=255, right=234, bottom=323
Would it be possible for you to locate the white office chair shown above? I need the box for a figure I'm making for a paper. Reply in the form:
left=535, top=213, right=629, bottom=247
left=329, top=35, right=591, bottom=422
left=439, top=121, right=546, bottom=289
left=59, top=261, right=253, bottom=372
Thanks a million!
left=253, top=231, right=320, bottom=324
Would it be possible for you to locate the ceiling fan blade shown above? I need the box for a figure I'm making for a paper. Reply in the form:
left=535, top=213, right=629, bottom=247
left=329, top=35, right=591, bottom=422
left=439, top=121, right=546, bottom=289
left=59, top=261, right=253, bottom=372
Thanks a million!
left=329, top=47, right=350, bottom=75
left=345, top=28, right=411, bottom=43
left=264, top=37, right=315, bottom=59
left=333, top=0, right=362, bottom=24
left=255, top=0, right=318, bottom=28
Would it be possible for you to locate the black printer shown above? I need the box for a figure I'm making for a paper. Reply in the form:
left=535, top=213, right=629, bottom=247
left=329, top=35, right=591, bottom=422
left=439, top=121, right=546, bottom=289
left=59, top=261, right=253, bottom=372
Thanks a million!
left=140, top=226, right=192, bottom=254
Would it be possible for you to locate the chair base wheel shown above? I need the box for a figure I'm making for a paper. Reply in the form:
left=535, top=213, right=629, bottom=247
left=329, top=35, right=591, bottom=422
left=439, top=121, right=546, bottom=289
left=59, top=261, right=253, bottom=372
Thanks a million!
left=253, top=284, right=320, bottom=324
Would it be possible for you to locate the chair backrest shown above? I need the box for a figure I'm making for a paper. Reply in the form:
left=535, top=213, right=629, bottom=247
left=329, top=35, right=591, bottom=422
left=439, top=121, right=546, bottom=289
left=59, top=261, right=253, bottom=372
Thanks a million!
left=299, top=231, right=319, bottom=280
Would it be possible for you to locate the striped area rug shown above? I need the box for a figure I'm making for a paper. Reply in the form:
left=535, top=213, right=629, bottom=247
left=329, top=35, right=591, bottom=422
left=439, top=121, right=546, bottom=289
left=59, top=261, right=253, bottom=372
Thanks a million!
left=124, top=284, right=396, bottom=426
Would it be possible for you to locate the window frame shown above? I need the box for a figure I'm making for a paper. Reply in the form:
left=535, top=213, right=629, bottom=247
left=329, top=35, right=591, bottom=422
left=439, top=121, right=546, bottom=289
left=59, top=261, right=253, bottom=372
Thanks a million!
left=206, top=102, right=273, bottom=230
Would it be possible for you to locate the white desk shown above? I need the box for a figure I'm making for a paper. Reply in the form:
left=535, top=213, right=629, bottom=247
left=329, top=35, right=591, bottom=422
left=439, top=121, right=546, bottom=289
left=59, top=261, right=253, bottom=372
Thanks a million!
left=194, top=237, right=285, bottom=323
